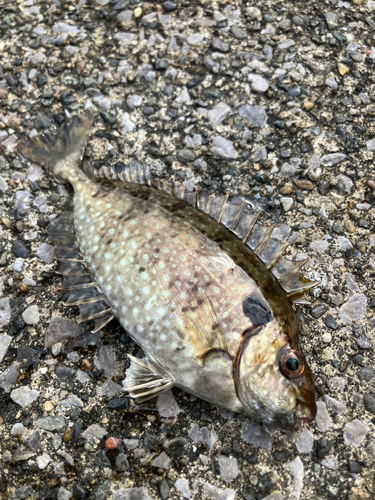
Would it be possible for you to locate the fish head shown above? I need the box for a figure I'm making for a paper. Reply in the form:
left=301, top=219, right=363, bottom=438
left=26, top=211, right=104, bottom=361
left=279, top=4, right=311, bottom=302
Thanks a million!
left=234, top=317, right=316, bottom=429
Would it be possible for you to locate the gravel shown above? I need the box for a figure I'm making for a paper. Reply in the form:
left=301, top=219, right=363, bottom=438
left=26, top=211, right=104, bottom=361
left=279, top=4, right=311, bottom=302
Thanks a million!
left=0, top=0, right=374, bottom=498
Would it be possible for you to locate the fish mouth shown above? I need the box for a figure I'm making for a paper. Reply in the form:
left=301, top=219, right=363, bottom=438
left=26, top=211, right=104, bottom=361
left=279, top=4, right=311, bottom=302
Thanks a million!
left=292, top=401, right=316, bottom=430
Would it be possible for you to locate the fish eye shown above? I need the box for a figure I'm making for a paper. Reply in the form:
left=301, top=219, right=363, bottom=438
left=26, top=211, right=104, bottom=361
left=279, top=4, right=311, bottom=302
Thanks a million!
left=279, top=349, right=305, bottom=378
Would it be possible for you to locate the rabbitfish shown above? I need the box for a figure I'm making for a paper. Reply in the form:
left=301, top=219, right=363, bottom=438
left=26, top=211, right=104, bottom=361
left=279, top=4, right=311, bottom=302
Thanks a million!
left=18, top=113, right=318, bottom=429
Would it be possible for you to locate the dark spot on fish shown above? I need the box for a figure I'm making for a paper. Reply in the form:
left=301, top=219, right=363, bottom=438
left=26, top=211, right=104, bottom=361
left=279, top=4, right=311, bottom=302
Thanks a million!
left=118, top=215, right=124, bottom=220
left=192, top=285, right=198, bottom=294
left=242, top=296, right=272, bottom=328
left=92, top=189, right=101, bottom=198
left=139, top=267, right=145, bottom=273
left=106, top=239, right=112, bottom=245
left=155, top=248, right=160, bottom=253
left=197, top=298, right=203, bottom=306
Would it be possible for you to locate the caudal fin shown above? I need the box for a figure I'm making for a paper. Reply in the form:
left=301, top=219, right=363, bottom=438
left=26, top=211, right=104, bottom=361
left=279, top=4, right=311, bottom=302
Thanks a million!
left=18, top=112, right=93, bottom=178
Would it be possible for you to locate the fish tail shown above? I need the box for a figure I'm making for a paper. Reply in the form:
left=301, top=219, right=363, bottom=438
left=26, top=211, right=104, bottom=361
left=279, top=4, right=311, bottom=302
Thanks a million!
left=17, top=112, right=93, bottom=181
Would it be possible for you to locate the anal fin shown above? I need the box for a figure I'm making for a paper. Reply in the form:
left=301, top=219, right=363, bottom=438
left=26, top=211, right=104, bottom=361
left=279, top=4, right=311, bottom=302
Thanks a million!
left=123, top=354, right=175, bottom=403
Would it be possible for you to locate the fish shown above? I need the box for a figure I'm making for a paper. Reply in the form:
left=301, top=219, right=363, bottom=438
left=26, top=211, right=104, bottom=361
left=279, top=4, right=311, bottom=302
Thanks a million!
left=18, top=112, right=318, bottom=429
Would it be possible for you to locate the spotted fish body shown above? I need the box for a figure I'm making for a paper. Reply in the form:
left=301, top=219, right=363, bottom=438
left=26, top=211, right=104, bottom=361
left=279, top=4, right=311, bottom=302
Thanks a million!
left=18, top=114, right=317, bottom=429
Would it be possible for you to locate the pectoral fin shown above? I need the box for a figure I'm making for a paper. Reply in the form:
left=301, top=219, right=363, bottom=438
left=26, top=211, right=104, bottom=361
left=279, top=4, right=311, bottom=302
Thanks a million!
left=123, top=354, right=175, bottom=403
left=182, top=288, right=230, bottom=365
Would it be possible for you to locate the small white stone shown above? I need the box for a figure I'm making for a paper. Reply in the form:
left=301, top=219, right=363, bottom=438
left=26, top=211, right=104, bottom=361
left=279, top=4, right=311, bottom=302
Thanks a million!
left=151, top=452, right=170, bottom=470
left=157, top=390, right=180, bottom=418
left=175, top=478, right=190, bottom=499
left=10, top=386, right=39, bottom=407
left=37, top=454, right=51, bottom=469
left=218, top=455, right=238, bottom=483
left=295, top=430, right=314, bottom=454
left=343, top=419, right=369, bottom=447
left=22, top=305, right=40, bottom=325
left=0, top=334, right=12, bottom=363
left=11, top=423, right=26, bottom=437
left=315, top=401, right=331, bottom=432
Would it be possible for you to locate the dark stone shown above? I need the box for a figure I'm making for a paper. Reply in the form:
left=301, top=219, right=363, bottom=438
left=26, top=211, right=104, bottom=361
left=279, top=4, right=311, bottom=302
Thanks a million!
left=94, top=480, right=111, bottom=500
left=176, top=149, right=195, bottom=163
left=55, top=366, right=76, bottom=383
left=12, top=241, right=29, bottom=258
left=143, top=106, right=155, bottom=115
left=148, top=147, right=162, bottom=157
left=317, top=440, right=333, bottom=458
left=288, top=88, right=301, bottom=98
left=211, top=39, right=230, bottom=53
left=163, top=86, right=174, bottom=96
left=310, top=304, right=327, bottom=319
left=273, top=120, right=285, bottom=129
left=323, top=315, right=339, bottom=330
left=71, top=420, right=83, bottom=443
left=352, top=354, right=364, bottom=365
left=107, top=397, right=129, bottom=410
left=163, top=438, right=187, bottom=458
left=35, top=115, right=52, bottom=129
left=158, top=479, right=170, bottom=500
left=332, top=223, right=344, bottom=234
left=364, top=394, right=375, bottom=414
left=348, top=459, right=362, bottom=473
left=356, top=336, right=372, bottom=349
left=358, top=366, right=375, bottom=382
left=29, top=181, right=39, bottom=192
left=231, top=25, right=247, bottom=40
left=186, top=76, right=200, bottom=88
left=100, top=111, right=116, bottom=124
left=273, top=449, right=290, bottom=461
left=154, top=59, right=168, bottom=71
left=370, top=297, right=375, bottom=308
left=258, top=471, right=278, bottom=493
left=163, top=1, right=177, bottom=11
left=115, top=453, right=129, bottom=472
left=23, top=430, right=40, bottom=451
left=246, top=452, right=258, bottom=464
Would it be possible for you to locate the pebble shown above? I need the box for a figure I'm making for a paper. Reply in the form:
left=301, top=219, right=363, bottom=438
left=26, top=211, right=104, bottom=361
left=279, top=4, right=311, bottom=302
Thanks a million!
left=175, top=478, right=190, bottom=499
left=294, top=179, right=314, bottom=190
left=22, top=305, right=40, bottom=325
left=337, top=174, right=353, bottom=194
left=105, top=437, right=119, bottom=450
left=295, top=430, right=314, bottom=454
left=210, top=136, right=237, bottom=160
left=238, top=105, right=268, bottom=128
left=241, top=421, right=272, bottom=450
left=280, top=197, right=294, bottom=212
left=157, top=389, right=180, bottom=418
left=358, top=366, right=375, bottom=382
left=324, top=395, right=347, bottom=415
left=218, top=456, right=238, bottom=483
left=23, top=430, right=40, bottom=451
left=11, top=423, right=26, bottom=437
left=151, top=451, right=170, bottom=469
left=57, top=488, right=72, bottom=500
left=112, top=487, right=152, bottom=500
left=344, top=273, right=359, bottom=292
left=343, top=419, right=369, bottom=447
left=36, top=416, right=65, bottom=431
left=10, top=386, right=39, bottom=407
left=310, top=240, right=329, bottom=253
left=36, top=454, right=51, bottom=469
left=339, top=294, right=366, bottom=324
left=0, top=334, right=12, bottom=362
left=287, top=457, right=304, bottom=499
left=248, top=74, right=269, bottom=93
left=203, top=483, right=235, bottom=500
left=12, top=241, right=29, bottom=259
left=207, top=102, right=231, bottom=129
left=44, top=317, right=81, bottom=348
left=321, top=455, right=337, bottom=469
left=100, top=380, right=122, bottom=399
left=0, top=299, right=11, bottom=329
left=36, top=242, right=55, bottom=263
left=315, top=401, right=331, bottom=432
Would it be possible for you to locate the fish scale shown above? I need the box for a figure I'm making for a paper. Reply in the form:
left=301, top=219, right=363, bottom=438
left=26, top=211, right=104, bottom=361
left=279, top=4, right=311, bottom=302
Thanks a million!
left=18, top=112, right=318, bottom=429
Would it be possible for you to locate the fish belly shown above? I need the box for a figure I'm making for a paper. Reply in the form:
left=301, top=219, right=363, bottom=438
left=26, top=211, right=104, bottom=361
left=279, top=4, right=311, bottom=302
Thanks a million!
left=73, top=183, right=244, bottom=412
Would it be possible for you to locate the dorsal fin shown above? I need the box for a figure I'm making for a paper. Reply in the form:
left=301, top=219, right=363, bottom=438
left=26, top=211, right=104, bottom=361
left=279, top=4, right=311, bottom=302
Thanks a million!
left=96, top=164, right=319, bottom=303
left=48, top=211, right=114, bottom=333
